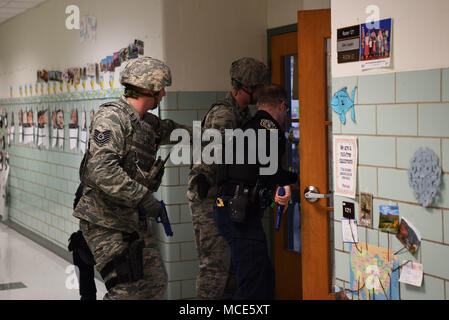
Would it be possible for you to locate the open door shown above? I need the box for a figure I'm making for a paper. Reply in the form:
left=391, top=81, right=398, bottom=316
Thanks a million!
left=270, top=9, right=333, bottom=300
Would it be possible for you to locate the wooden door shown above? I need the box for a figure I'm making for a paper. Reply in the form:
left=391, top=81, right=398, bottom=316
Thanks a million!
left=270, top=9, right=332, bottom=300
left=298, top=9, right=332, bottom=300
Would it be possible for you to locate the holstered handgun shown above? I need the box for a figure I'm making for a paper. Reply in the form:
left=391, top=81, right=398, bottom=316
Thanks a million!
left=228, top=185, right=250, bottom=224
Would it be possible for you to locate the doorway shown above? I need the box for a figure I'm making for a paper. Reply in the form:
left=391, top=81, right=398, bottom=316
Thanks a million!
left=268, top=9, right=333, bottom=300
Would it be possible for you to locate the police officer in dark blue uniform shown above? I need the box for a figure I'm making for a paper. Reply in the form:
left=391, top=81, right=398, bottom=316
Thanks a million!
left=214, top=84, right=298, bottom=299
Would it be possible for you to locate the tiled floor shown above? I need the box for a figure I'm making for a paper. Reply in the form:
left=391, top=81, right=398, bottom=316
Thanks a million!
left=0, top=223, right=106, bottom=300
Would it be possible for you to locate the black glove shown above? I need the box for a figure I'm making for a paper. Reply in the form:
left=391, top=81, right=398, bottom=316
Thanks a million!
left=193, top=174, right=210, bottom=200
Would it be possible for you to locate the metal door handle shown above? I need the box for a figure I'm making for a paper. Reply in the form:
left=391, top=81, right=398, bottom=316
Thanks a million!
left=304, top=186, right=332, bottom=203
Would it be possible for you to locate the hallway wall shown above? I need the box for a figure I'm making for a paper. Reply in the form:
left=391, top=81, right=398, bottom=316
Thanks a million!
left=331, top=0, right=449, bottom=300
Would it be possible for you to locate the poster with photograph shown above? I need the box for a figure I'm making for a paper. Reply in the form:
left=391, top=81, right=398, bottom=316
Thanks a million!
left=56, top=109, right=64, bottom=148
left=360, top=18, right=392, bottom=70
left=18, top=110, right=23, bottom=143
left=135, top=39, right=144, bottom=56
left=119, top=47, right=129, bottom=64
left=69, top=109, right=78, bottom=150
left=37, top=110, right=49, bottom=148
left=80, top=108, right=87, bottom=154
left=23, top=110, right=34, bottom=145
left=51, top=111, right=57, bottom=147
left=379, top=205, right=399, bottom=233
left=359, top=192, right=373, bottom=227
left=107, top=56, right=114, bottom=72
left=0, top=162, right=10, bottom=222
left=334, top=136, right=358, bottom=199
left=9, top=112, right=14, bottom=144
left=33, top=109, right=38, bottom=145
left=396, top=217, right=421, bottom=255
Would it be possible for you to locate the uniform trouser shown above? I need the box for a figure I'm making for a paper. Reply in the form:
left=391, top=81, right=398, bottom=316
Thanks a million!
left=79, top=219, right=167, bottom=300
left=188, top=194, right=237, bottom=299
left=214, top=196, right=274, bottom=300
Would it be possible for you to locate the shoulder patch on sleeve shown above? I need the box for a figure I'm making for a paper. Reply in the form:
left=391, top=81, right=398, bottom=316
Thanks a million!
left=260, top=119, right=276, bottom=130
left=93, top=129, right=111, bottom=146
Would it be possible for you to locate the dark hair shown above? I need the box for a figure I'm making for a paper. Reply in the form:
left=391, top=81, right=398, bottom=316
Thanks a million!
left=257, top=84, right=287, bottom=106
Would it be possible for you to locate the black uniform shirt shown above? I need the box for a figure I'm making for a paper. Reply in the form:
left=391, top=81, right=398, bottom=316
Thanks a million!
left=217, top=110, right=296, bottom=189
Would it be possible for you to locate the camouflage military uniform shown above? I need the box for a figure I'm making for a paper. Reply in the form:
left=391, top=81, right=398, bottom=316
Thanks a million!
left=73, top=57, right=190, bottom=300
left=187, top=57, right=269, bottom=299
left=187, top=93, right=251, bottom=299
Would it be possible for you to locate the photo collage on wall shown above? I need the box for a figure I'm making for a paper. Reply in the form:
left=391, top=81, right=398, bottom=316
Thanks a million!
left=8, top=105, right=96, bottom=155
left=32, top=39, right=144, bottom=95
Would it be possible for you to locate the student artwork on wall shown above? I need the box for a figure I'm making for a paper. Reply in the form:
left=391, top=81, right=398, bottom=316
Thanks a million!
left=408, top=147, right=442, bottom=207
left=0, top=159, right=10, bottom=222
left=33, top=109, right=38, bottom=145
left=56, top=109, right=64, bottom=148
left=360, top=18, right=392, bottom=70
left=350, top=243, right=399, bottom=300
left=69, top=109, right=78, bottom=150
left=9, top=112, right=14, bottom=145
left=18, top=109, right=23, bottom=143
left=80, top=108, right=87, bottom=154
left=37, top=110, right=49, bottom=149
left=23, top=109, right=34, bottom=145
left=50, top=111, right=57, bottom=147
left=331, top=87, right=357, bottom=125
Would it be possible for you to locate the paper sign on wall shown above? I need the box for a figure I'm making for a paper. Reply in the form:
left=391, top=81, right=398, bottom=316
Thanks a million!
left=334, top=136, right=358, bottom=199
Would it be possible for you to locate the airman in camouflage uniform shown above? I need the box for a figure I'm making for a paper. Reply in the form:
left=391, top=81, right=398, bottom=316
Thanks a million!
left=73, top=57, right=191, bottom=300
left=187, top=57, right=269, bottom=299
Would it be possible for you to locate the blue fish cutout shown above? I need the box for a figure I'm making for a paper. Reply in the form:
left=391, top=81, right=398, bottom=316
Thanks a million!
left=331, top=86, right=357, bottom=125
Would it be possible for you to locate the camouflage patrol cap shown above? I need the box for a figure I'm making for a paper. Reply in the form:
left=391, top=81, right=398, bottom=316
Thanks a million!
left=120, top=57, right=172, bottom=92
left=230, top=57, right=269, bottom=88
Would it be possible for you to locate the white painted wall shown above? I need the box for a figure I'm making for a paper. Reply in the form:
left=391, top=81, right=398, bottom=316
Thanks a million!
left=0, top=0, right=270, bottom=97
left=267, top=0, right=330, bottom=29
left=163, top=0, right=268, bottom=91
left=332, top=0, right=449, bottom=77
left=0, top=0, right=165, bottom=98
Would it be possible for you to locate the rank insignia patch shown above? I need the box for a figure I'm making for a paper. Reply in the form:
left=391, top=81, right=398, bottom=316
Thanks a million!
left=93, top=129, right=111, bottom=146
left=260, top=119, right=276, bottom=130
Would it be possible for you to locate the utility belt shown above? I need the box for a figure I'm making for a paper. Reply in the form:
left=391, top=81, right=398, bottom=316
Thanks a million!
left=216, top=181, right=274, bottom=224
left=100, top=231, right=145, bottom=291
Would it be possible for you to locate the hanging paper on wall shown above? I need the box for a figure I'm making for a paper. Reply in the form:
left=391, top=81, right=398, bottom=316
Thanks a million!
left=18, top=110, right=23, bottom=144
left=350, top=243, right=399, bottom=300
left=56, top=109, right=64, bottom=148
left=37, top=110, right=49, bottom=149
left=360, top=18, right=392, bottom=70
left=9, top=112, right=14, bottom=145
left=69, top=109, right=79, bottom=150
left=334, top=136, right=358, bottom=199
left=23, top=110, right=34, bottom=145
left=396, top=217, right=421, bottom=255
left=341, top=219, right=359, bottom=243
left=359, top=192, right=373, bottom=227
left=331, top=86, right=357, bottom=125
left=80, top=16, right=97, bottom=43
left=399, top=261, right=423, bottom=287
left=0, top=164, right=10, bottom=222
left=80, top=108, right=87, bottom=154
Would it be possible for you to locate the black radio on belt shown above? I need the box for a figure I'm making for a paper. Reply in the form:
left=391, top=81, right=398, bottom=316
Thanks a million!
left=228, top=185, right=250, bottom=223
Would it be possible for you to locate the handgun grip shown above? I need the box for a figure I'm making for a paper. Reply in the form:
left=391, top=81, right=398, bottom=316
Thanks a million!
left=275, top=187, right=286, bottom=232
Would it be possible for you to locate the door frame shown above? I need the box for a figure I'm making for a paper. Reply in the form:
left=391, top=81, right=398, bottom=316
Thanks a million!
left=268, top=27, right=301, bottom=300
